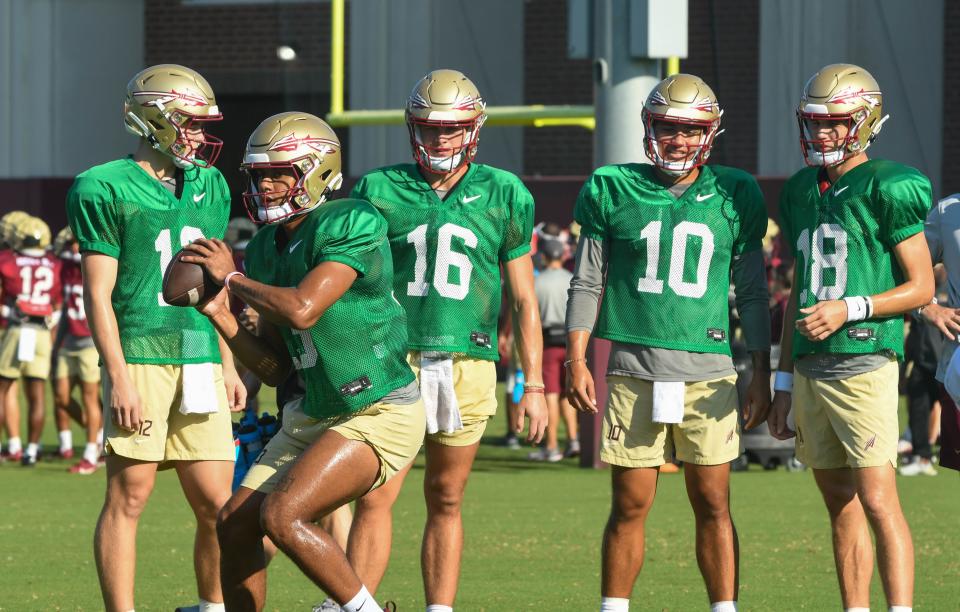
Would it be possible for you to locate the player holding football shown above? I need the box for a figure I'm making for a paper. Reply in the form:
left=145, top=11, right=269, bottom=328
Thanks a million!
left=66, top=64, right=245, bottom=612
left=566, top=74, right=772, bottom=612
left=0, top=216, right=62, bottom=467
left=347, top=69, right=547, bottom=609
left=184, top=111, right=423, bottom=612
left=768, top=64, right=933, bottom=612
left=51, top=226, right=104, bottom=473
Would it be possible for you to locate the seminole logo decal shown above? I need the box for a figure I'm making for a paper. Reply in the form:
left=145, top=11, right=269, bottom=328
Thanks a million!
left=649, top=90, right=669, bottom=107
left=268, top=133, right=338, bottom=155
left=452, top=95, right=484, bottom=111
left=133, top=89, right=208, bottom=107
left=826, top=87, right=882, bottom=107
left=692, top=96, right=717, bottom=112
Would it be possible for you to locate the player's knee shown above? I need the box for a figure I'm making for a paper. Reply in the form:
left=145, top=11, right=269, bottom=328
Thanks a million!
left=107, top=486, right=151, bottom=520
left=218, top=500, right=259, bottom=547
left=610, top=494, right=653, bottom=524
left=688, top=489, right=729, bottom=521
left=259, top=495, right=298, bottom=547
left=857, top=488, right=899, bottom=522
left=424, top=478, right=464, bottom=516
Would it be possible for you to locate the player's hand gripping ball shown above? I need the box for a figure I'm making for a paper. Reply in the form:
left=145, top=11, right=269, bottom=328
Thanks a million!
left=161, top=248, right=220, bottom=307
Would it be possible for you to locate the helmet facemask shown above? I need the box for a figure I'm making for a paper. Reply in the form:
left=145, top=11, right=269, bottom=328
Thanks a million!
left=796, top=108, right=887, bottom=167
left=407, top=114, right=485, bottom=174
left=242, top=156, right=343, bottom=225
left=642, top=111, right=723, bottom=176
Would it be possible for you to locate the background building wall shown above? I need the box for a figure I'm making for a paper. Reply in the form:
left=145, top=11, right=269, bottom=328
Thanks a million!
left=758, top=0, right=943, bottom=196
left=346, top=0, right=524, bottom=177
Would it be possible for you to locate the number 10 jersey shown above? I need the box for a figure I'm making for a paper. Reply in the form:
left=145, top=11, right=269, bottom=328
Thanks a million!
left=779, top=159, right=932, bottom=360
left=575, top=163, right=768, bottom=356
left=352, top=163, right=534, bottom=360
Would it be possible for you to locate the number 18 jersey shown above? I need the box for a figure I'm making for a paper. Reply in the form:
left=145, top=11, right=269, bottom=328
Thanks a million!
left=66, top=157, right=230, bottom=364
left=351, top=163, right=534, bottom=360
left=575, top=163, right=767, bottom=355
left=779, top=159, right=931, bottom=359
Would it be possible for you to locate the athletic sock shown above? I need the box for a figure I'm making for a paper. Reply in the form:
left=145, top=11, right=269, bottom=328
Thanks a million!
left=8, top=436, right=21, bottom=455
left=426, top=606, right=453, bottom=612
left=845, top=608, right=870, bottom=612
left=59, top=430, right=73, bottom=452
left=601, top=597, right=630, bottom=612
left=889, top=607, right=912, bottom=612
left=710, top=602, right=737, bottom=612
left=342, top=586, right=378, bottom=612
left=97, top=428, right=104, bottom=445
left=25, top=442, right=39, bottom=459
left=198, top=599, right=226, bottom=612
left=83, top=442, right=99, bottom=464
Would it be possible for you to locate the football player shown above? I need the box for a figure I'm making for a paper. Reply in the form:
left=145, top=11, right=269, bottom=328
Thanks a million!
left=566, top=74, right=772, bottom=612
left=0, top=216, right=62, bottom=467
left=66, top=64, right=245, bottom=612
left=0, top=210, right=30, bottom=461
left=768, top=64, right=933, bottom=612
left=184, top=111, right=423, bottom=612
left=347, top=69, right=547, bottom=608
left=51, top=226, right=104, bottom=473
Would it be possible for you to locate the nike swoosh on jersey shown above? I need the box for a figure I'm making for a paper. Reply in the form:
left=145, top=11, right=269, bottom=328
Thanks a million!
left=193, top=192, right=206, bottom=202
left=695, top=193, right=715, bottom=202
left=833, top=185, right=850, bottom=196
left=289, top=239, right=304, bottom=253
left=462, top=194, right=482, bottom=203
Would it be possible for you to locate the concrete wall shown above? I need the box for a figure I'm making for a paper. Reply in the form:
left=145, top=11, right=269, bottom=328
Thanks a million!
left=0, top=0, right=144, bottom=180
left=758, top=0, right=943, bottom=196
left=347, top=0, right=524, bottom=176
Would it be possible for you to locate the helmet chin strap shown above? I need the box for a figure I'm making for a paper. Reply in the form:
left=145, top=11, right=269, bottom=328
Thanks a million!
left=424, top=149, right=464, bottom=173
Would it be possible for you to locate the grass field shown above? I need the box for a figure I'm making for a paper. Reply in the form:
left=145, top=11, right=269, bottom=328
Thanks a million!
left=1, top=389, right=958, bottom=611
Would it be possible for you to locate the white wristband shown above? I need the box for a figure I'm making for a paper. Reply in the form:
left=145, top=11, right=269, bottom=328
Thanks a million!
left=773, top=370, right=794, bottom=393
left=843, top=296, right=870, bottom=322
left=224, top=271, right=245, bottom=290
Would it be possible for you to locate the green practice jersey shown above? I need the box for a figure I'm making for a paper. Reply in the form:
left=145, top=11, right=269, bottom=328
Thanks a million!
left=575, top=163, right=767, bottom=355
left=244, top=199, right=415, bottom=418
left=780, top=159, right=932, bottom=359
left=66, top=157, right=229, bottom=364
left=351, top=163, right=534, bottom=360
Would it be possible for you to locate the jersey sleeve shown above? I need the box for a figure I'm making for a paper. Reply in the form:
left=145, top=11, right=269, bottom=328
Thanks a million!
left=312, top=202, right=387, bottom=276
left=877, top=170, right=932, bottom=247
left=348, top=175, right=369, bottom=200
left=573, top=174, right=608, bottom=241
left=66, top=176, right=122, bottom=258
left=500, top=181, right=534, bottom=262
left=733, top=176, right=768, bottom=255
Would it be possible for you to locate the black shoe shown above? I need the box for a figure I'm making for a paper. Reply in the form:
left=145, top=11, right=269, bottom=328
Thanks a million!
left=21, top=453, right=37, bottom=467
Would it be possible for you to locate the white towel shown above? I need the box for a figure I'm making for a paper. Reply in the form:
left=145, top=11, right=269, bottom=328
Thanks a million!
left=16, top=326, right=37, bottom=362
left=944, top=347, right=960, bottom=411
left=179, top=362, right=220, bottom=415
left=652, top=381, right=685, bottom=424
left=419, top=352, right=463, bottom=435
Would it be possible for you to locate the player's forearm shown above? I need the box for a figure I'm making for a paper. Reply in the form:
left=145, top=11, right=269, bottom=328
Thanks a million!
left=227, top=276, right=321, bottom=331
left=776, top=286, right=799, bottom=373
left=217, top=333, right=237, bottom=375
left=566, top=329, right=591, bottom=361
left=512, top=293, right=544, bottom=385
left=208, top=308, right=291, bottom=387
left=85, top=293, right=129, bottom=384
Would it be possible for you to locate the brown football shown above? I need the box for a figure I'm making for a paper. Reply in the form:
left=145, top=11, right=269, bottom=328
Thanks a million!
left=161, top=249, right=220, bottom=307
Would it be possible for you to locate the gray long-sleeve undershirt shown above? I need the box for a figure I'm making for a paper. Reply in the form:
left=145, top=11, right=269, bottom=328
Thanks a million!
left=566, top=235, right=771, bottom=382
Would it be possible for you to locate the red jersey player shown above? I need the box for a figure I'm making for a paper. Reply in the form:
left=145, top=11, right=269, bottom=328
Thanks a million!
left=0, top=216, right=62, bottom=466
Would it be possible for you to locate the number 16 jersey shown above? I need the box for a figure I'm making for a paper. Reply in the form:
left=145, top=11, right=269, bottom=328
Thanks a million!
left=575, top=163, right=767, bottom=356
left=351, top=163, right=534, bottom=361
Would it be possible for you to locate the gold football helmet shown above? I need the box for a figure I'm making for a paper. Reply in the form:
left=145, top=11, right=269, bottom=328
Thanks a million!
left=53, top=226, right=78, bottom=259
left=405, top=69, right=486, bottom=173
left=18, top=216, right=51, bottom=256
left=0, top=210, right=30, bottom=250
left=642, top=74, right=723, bottom=175
left=241, top=112, right=343, bottom=224
left=124, top=64, right=223, bottom=168
left=797, top=63, right=887, bottom=166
